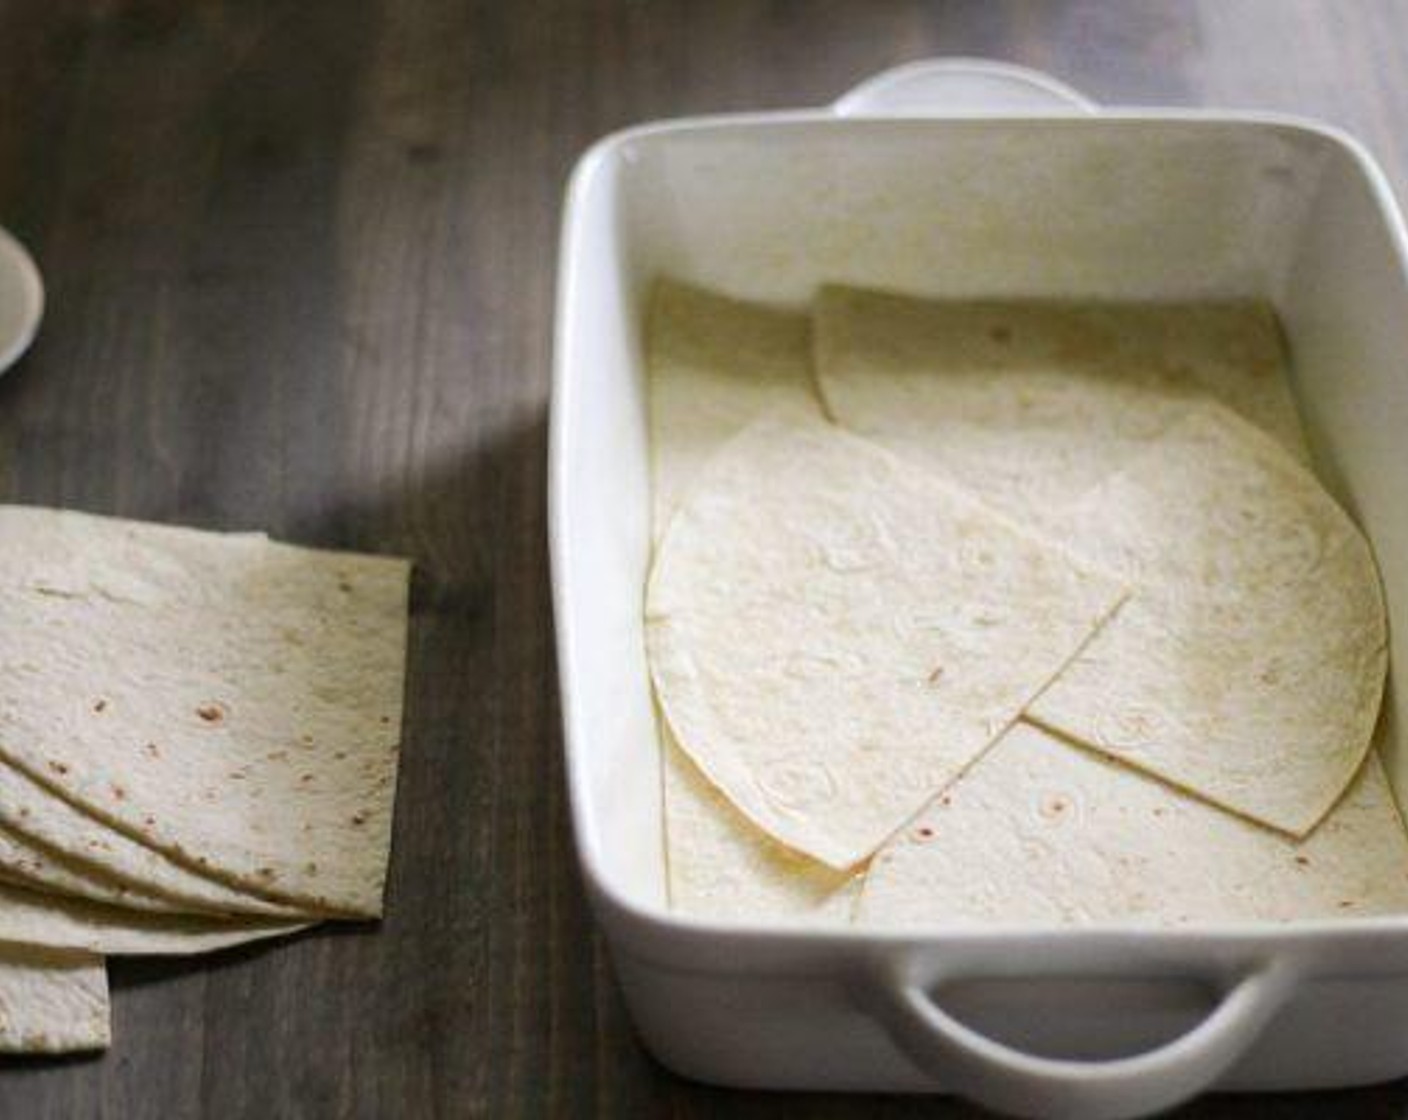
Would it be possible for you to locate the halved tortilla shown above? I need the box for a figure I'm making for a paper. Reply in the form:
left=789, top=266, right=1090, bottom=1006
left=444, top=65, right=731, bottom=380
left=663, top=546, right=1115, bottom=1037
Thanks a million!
left=1027, top=404, right=1386, bottom=835
left=648, top=281, right=859, bottom=919
left=858, top=722, right=1408, bottom=927
left=0, top=946, right=109, bottom=1053
left=0, top=881, right=306, bottom=956
left=0, top=506, right=409, bottom=916
left=664, top=734, right=858, bottom=922
left=0, top=759, right=303, bottom=917
left=647, top=415, right=1128, bottom=868
left=813, top=286, right=1309, bottom=523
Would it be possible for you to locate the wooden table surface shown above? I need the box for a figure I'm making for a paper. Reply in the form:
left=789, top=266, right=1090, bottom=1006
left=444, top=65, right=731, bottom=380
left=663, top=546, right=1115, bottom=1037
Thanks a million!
left=1, top=1, right=1407, bottom=1116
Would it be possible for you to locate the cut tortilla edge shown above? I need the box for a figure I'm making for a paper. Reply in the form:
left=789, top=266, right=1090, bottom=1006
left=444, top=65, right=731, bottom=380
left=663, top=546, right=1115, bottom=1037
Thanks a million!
left=1023, top=402, right=1389, bottom=838
left=1026, top=710, right=1385, bottom=841
left=0, top=761, right=327, bottom=919
left=660, top=730, right=860, bottom=923
left=646, top=414, right=1133, bottom=869
left=648, top=564, right=1133, bottom=871
left=854, top=721, right=1408, bottom=930
left=0, top=749, right=392, bottom=920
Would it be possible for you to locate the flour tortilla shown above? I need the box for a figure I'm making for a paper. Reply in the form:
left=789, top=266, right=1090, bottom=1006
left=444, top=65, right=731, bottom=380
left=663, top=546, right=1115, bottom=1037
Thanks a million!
left=647, top=415, right=1128, bottom=868
left=813, top=286, right=1308, bottom=524
left=0, top=506, right=409, bottom=916
left=648, top=281, right=859, bottom=919
left=0, top=820, right=191, bottom=915
left=1028, top=404, right=1386, bottom=836
left=663, top=733, right=858, bottom=922
left=0, top=880, right=307, bottom=955
left=0, top=946, right=108, bottom=1053
left=858, top=722, right=1408, bottom=927
left=648, top=279, right=819, bottom=535
left=0, top=759, right=304, bottom=917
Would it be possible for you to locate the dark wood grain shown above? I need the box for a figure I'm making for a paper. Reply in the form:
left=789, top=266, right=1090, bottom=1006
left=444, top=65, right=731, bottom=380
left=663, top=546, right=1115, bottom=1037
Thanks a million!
left=0, top=1, right=1406, bottom=1116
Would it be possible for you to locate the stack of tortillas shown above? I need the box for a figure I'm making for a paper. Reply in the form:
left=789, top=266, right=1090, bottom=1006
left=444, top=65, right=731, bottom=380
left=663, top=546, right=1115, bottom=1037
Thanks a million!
left=646, top=279, right=1407, bottom=928
left=0, top=508, right=410, bottom=1051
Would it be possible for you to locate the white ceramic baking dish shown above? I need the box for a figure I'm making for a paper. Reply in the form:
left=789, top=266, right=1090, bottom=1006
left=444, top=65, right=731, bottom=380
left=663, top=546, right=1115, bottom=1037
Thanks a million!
left=550, top=59, right=1408, bottom=1120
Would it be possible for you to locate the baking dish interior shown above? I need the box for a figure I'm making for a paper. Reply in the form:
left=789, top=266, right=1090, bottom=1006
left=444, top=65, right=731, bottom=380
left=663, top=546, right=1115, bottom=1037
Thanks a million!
left=555, top=114, right=1408, bottom=918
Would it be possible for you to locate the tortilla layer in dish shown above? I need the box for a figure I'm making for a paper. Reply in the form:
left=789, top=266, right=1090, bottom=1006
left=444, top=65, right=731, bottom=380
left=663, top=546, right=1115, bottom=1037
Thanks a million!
left=648, top=279, right=818, bottom=533
left=0, top=946, right=109, bottom=1053
left=647, top=415, right=1128, bottom=868
left=813, top=286, right=1308, bottom=523
left=1027, top=403, right=1386, bottom=836
left=0, top=506, right=409, bottom=916
left=648, top=281, right=859, bottom=920
left=858, top=722, right=1408, bottom=927
left=663, top=734, right=858, bottom=922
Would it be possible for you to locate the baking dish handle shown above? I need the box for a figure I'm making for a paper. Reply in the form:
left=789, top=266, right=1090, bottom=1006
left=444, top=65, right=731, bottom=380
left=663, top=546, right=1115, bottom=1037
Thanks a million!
left=865, top=953, right=1296, bottom=1120
left=833, top=58, right=1097, bottom=117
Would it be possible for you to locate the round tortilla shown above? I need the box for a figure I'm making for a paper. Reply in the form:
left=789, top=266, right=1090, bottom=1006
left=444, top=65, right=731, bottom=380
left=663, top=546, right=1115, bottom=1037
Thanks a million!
left=1027, top=403, right=1387, bottom=835
left=647, top=280, right=857, bottom=920
left=647, top=415, right=1127, bottom=868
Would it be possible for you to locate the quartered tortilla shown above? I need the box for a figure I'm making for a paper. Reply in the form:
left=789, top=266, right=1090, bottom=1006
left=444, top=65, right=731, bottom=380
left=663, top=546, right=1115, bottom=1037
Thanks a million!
left=0, top=946, right=109, bottom=1053
left=647, top=415, right=1128, bottom=868
left=0, top=506, right=409, bottom=916
left=664, top=733, right=858, bottom=922
left=1027, top=404, right=1386, bottom=836
left=648, top=279, right=818, bottom=533
left=648, top=281, right=860, bottom=919
left=0, top=759, right=303, bottom=918
left=858, top=722, right=1408, bottom=927
left=0, top=880, right=306, bottom=956
left=813, top=286, right=1309, bottom=523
